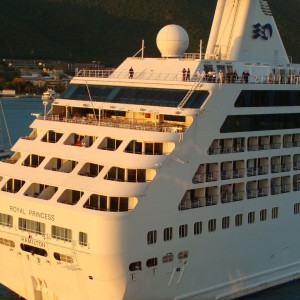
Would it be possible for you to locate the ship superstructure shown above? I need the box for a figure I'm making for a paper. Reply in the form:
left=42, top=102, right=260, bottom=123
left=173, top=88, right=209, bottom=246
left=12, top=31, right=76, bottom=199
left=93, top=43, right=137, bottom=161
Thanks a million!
left=1, top=1, right=300, bottom=299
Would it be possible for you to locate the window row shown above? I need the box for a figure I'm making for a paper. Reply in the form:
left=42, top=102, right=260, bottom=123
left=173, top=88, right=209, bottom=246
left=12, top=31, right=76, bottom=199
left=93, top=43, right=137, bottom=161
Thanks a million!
left=180, top=175, right=299, bottom=210
left=60, top=83, right=208, bottom=108
left=5, top=153, right=156, bottom=183
left=209, top=134, right=300, bottom=155
left=0, top=215, right=88, bottom=246
left=193, top=154, right=300, bottom=183
left=20, top=243, right=74, bottom=263
left=23, top=129, right=173, bottom=155
left=220, top=113, right=300, bottom=133
left=234, top=90, right=300, bottom=107
left=148, top=206, right=279, bottom=244
left=0, top=179, right=138, bottom=212
left=129, top=250, right=188, bottom=272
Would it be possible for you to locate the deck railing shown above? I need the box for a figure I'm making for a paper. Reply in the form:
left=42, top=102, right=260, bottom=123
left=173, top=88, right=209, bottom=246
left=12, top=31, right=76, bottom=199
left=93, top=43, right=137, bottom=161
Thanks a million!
left=75, top=68, right=300, bottom=85
left=37, top=114, right=186, bottom=133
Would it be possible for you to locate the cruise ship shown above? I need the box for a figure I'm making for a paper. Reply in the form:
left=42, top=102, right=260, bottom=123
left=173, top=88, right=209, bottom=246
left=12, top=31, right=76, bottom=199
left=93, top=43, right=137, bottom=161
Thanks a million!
left=1, top=0, right=300, bottom=299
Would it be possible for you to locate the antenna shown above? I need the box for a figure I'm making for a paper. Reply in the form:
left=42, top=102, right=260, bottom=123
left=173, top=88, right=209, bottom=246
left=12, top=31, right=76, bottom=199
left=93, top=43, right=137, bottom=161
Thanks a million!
left=85, top=81, right=96, bottom=117
left=0, top=100, right=12, bottom=148
left=133, top=40, right=145, bottom=58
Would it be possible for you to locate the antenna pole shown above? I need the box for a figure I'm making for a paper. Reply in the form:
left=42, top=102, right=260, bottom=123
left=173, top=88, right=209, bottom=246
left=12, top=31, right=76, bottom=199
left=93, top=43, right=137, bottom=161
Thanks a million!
left=200, top=39, right=202, bottom=59
left=85, top=81, right=96, bottom=117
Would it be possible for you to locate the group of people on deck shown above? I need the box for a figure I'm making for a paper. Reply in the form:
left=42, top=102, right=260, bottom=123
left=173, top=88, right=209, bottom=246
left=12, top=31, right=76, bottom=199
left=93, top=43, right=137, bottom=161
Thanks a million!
left=129, top=65, right=250, bottom=83
left=197, top=69, right=250, bottom=83
left=182, top=68, right=191, bottom=81
left=181, top=68, right=250, bottom=83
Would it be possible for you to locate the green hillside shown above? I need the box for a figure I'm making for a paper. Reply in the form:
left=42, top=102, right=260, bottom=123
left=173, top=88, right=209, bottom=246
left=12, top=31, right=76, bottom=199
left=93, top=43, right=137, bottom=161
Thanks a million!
left=0, top=0, right=299, bottom=66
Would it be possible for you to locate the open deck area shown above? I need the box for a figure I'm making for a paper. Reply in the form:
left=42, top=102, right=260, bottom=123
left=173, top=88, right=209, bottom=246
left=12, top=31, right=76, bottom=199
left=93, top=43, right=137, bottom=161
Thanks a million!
left=37, top=114, right=187, bottom=133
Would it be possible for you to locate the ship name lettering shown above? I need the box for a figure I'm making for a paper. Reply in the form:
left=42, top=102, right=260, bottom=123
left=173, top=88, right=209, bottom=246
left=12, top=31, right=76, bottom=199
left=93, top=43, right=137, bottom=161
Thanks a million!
left=9, top=206, right=26, bottom=214
left=28, top=210, right=55, bottom=221
left=21, top=236, right=46, bottom=248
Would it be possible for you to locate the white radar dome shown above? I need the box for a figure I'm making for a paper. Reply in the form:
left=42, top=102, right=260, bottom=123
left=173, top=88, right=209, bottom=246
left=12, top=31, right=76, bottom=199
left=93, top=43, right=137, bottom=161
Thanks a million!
left=156, top=24, right=189, bottom=58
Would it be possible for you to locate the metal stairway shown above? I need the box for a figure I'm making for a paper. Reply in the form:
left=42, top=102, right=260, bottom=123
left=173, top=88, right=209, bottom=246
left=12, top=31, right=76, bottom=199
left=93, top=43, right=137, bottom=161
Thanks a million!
left=177, top=75, right=204, bottom=109
left=223, top=0, right=241, bottom=60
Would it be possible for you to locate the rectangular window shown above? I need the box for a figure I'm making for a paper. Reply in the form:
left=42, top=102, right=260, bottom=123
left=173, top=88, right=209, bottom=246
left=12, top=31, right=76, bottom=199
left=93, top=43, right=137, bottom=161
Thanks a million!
left=178, top=250, right=188, bottom=260
left=52, top=225, right=72, bottom=242
left=272, top=207, right=279, bottom=219
left=235, top=214, right=243, bottom=226
left=208, top=219, right=216, bottom=232
left=162, top=253, right=174, bottom=263
left=179, top=224, right=188, bottom=238
left=146, top=257, right=158, bottom=268
left=0, top=213, right=13, bottom=228
left=222, top=216, right=230, bottom=229
left=194, top=221, right=202, bottom=235
left=18, top=218, right=45, bottom=235
left=79, top=232, right=88, bottom=246
left=248, top=211, right=255, bottom=224
left=260, top=209, right=267, bottom=221
left=147, top=230, right=157, bottom=244
left=294, top=203, right=300, bottom=214
left=163, top=227, right=173, bottom=241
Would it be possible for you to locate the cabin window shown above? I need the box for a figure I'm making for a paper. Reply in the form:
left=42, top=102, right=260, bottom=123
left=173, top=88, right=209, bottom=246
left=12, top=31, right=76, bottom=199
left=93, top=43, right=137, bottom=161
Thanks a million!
left=146, top=257, right=158, bottom=268
left=194, top=221, right=202, bottom=235
left=0, top=238, right=15, bottom=248
left=79, top=232, right=88, bottom=246
left=41, top=130, right=63, bottom=143
left=22, top=154, right=45, bottom=168
left=163, top=227, right=173, bottom=241
left=129, top=261, right=142, bottom=271
left=78, top=163, right=103, bottom=177
left=18, top=218, right=45, bottom=235
left=208, top=219, right=216, bottom=232
left=98, top=137, right=122, bottom=151
left=1, top=178, right=25, bottom=193
left=54, top=252, right=73, bottom=263
left=222, top=216, right=230, bottom=229
left=0, top=213, right=13, bottom=227
left=57, top=189, right=83, bottom=205
left=162, top=253, right=174, bottom=263
left=178, top=251, right=188, bottom=260
left=125, top=141, right=142, bottom=154
left=147, top=230, right=157, bottom=245
left=272, top=207, right=279, bottom=219
left=179, top=224, right=188, bottom=238
left=260, top=209, right=267, bottom=221
left=248, top=211, right=255, bottom=224
left=21, top=244, right=47, bottom=257
left=294, top=203, right=300, bottom=214
left=235, top=214, right=243, bottom=226
left=51, top=225, right=72, bottom=242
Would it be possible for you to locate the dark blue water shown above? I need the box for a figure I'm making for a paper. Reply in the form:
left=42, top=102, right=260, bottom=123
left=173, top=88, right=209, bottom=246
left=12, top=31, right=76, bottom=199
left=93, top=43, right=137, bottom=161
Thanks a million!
left=0, top=97, right=44, bottom=299
left=0, top=97, right=44, bottom=148
left=1, top=97, right=300, bottom=299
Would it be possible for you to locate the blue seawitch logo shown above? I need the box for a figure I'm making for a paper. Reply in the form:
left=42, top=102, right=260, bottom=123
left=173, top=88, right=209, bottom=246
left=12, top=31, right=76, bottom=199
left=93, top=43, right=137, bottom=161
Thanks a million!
left=252, top=23, right=273, bottom=40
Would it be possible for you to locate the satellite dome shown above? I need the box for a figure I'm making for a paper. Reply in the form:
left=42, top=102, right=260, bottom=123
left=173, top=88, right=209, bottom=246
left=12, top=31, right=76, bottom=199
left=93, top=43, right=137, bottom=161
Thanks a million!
left=156, top=24, right=189, bottom=58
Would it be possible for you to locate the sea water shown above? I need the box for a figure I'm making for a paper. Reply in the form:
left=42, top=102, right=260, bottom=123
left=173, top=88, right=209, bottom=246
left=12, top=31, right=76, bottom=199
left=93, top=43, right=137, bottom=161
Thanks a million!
left=0, top=97, right=44, bottom=299
left=0, top=97, right=300, bottom=299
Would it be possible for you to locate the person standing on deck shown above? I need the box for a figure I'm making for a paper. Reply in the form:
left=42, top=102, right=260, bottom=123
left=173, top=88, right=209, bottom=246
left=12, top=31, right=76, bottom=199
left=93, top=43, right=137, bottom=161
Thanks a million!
left=129, top=67, right=134, bottom=79
left=182, top=68, right=187, bottom=81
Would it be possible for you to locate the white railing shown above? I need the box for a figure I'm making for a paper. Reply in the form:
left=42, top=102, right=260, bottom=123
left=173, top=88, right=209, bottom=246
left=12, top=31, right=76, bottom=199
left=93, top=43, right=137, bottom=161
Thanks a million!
left=75, top=69, right=300, bottom=85
left=38, top=114, right=186, bottom=133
